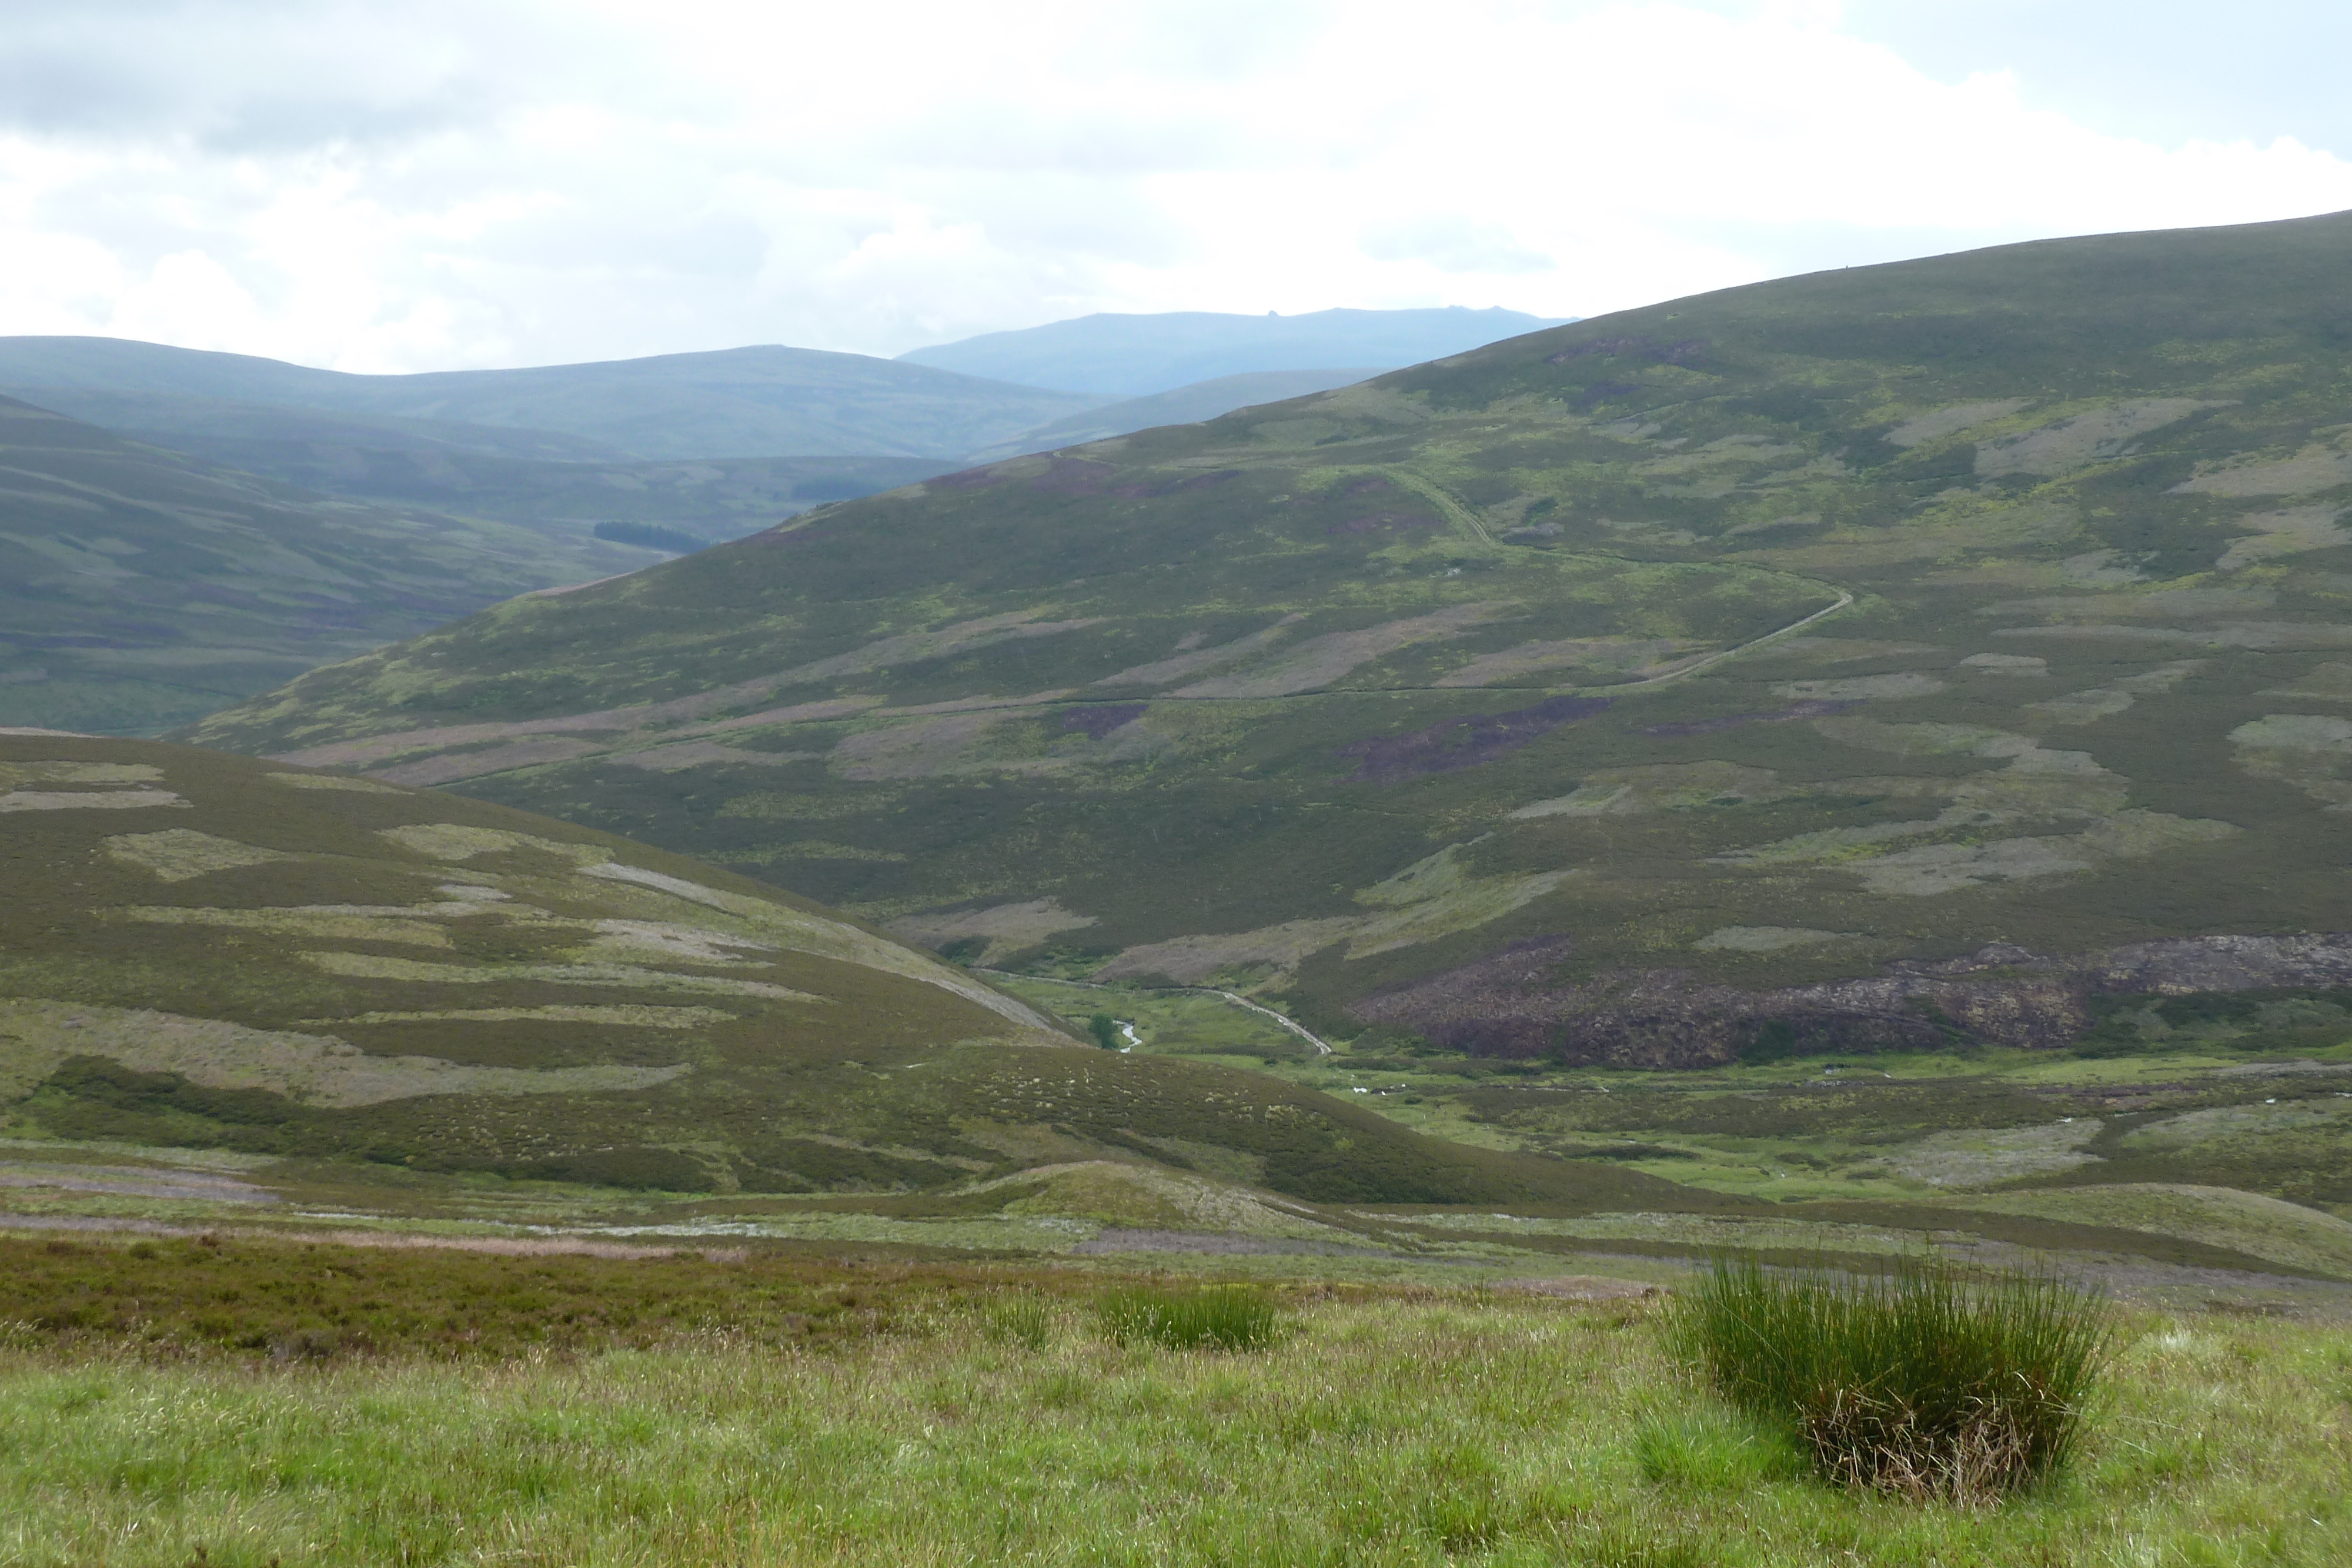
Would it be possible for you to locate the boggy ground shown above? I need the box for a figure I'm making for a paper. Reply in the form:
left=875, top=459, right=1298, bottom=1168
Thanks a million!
left=1, top=1233, right=2347, bottom=1566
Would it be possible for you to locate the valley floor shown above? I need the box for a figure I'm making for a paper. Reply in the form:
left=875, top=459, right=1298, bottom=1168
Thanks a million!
left=0, top=1239, right=2346, bottom=1567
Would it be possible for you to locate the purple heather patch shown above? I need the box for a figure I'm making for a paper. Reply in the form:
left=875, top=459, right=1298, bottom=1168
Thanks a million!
left=1338, top=695, right=1611, bottom=784
left=1061, top=703, right=1146, bottom=740
left=1642, top=698, right=1856, bottom=737
left=1571, top=381, right=1642, bottom=410
left=1030, top=460, right=1240, bottom=500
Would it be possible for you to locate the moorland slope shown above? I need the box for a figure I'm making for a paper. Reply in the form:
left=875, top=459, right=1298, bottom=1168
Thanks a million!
left=186, top=211, right=2352, bottom=1065
left=0, top=732, right=1650, bottom=1206
left=0, top=397, right=654, bottom=735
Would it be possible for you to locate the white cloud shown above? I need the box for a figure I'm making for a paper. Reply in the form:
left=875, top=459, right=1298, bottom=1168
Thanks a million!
left=0, top=0, right=2345, bottom=372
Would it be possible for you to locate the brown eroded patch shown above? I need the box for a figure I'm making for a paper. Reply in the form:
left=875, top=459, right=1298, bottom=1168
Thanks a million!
left=1062, top=704, right=1147, bottom=740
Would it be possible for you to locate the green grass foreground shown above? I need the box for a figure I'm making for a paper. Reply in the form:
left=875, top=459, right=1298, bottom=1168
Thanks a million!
left=3, top=1261, right=2350, bottom=1564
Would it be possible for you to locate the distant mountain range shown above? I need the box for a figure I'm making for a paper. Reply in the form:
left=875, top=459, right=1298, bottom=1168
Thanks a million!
left=0, top=338, right=1102, bottom=462
left=897, top=306, right=1575, bottom=396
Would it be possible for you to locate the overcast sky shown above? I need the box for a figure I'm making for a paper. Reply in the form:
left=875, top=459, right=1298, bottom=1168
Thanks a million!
left=2, top=0, right=2347, bottom=373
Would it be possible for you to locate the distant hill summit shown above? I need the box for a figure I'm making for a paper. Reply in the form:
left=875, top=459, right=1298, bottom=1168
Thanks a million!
left=0, top=337, right=1105, bottom=462
left=0, top=732, right=1654, bottom=1205
left=0, top=396, right=652, bottom=735
left=186, top=209, right=2352, bottom=1066
left=897, top=306, right=1574, bottom=396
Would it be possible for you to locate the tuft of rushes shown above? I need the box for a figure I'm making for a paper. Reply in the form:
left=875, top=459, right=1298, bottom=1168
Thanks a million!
left=1095, top=1285, right=1279, bottom=1352
left=1672, top=1255, right=2114, bottom=1500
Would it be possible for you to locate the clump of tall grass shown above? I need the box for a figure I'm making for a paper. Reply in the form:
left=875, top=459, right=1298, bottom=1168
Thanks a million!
left=1095, top=1285, right=1279, bottom=1352
left=1672, top=1256, right=2113, bottom=1501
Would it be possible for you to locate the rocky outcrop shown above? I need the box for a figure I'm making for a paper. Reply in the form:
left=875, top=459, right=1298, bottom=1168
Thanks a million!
left=1349, top=932, right=2352, bottom=1067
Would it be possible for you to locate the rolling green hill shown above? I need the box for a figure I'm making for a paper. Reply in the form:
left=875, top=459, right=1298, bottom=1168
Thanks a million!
left=0, top=397, right=660, bottom=736
left=184, top=210, right=2352, bottom=1066
left=0, top=337, right=1107, bottom=461
left=0, top=732, right=1661, bottom=1208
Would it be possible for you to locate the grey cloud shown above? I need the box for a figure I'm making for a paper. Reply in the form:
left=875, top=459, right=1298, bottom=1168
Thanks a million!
left=0, top=0, right=593, bottom=148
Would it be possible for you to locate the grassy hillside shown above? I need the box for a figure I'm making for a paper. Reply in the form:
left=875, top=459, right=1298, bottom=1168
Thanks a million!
left=0, top=733, right=1670, bottom=1211
left=899, top=306, right=1572, bottom=395
left=0, top=336, right=1107, bottom=460
left=183, top=210, right=2352, bottom=1064
left=0, top=397, right=657, bottom=735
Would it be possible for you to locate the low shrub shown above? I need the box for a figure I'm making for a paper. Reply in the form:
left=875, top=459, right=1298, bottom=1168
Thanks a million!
left=1096, top=1286, right=1279, bottom=1352
left=1673, top=1256, right=2113, bottom=1500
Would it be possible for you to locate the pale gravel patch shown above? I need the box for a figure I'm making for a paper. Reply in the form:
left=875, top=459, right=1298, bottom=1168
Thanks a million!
left=1994, top=621, right=2352, bottom=649
left=574, top=861, right=1064, bottom=1035
left=378, top=823, right=606, bottom=864
left=1959, top=654, right=2048, bottom=676
left=0, top=761, right=162, bottom=787
left=265, top=772, right=405, bottom=794
left=300, top=950, right=825, bottom=1001
left=1769, top=671, right=1946, bottom=701
left=103, top=829, right=298, bottom=881
left=2264, top=661, right=2352, bottom=701
left=2171, top=433, right=2352, bottom=497
left=2231, top=713, right=2352, bottom=808
left=2058, top=549, right=2147, bottom=587
left=1851, top=812, right=2237, bottom=895
left=1975, top=399, right=2227, bottom=477
left=2216, top=506, right=2351, bottom=571
left=2024, top=660, right=2200, bottom=726
left=313, top=1005, right=735, bottom=1028
left=0, top=997, right=691, bottom=1108
left=118, top=907, right=456, bottom=948
left=0, top=788, right=187, bottom=813
left=1866, top=1121, right=2105, bottom=1188
left=1513, top=761, right=1782, bottom=820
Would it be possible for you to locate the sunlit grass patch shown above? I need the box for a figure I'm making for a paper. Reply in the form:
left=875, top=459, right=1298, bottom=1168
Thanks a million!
left=1674, top=1255, right=2114, bottom=1501
left=1096, top=1283, right=1281, bottom=1350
